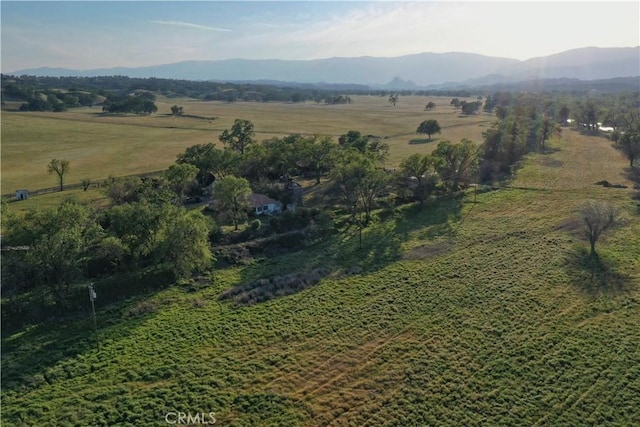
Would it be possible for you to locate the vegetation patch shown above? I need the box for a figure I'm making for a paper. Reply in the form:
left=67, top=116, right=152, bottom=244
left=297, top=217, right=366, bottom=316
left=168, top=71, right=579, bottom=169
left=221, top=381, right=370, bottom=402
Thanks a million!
left=219, top=267, right=331, bottom=305
left=595, top=180, right=628, bottom=188
left=403, top=241, right=453, bottom=260
left=126, top=300, right=160, bottom=318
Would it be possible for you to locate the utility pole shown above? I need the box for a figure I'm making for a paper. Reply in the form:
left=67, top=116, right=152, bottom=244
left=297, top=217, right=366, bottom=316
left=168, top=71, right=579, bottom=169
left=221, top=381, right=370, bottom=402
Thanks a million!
left=88, top=284, right=99, bottom=351
left=474, top=164, right=479, bottom=204
left=359, top=210, right=364, bottom=250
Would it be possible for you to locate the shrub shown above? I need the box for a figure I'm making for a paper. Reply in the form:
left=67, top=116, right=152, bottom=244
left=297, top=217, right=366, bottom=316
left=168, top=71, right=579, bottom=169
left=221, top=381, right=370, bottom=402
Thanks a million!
left=268, top=208, right=320, bottom=233
left=249, top=218, right=262, bottom=231
left=127, top=300, right=159, bottom=317
left=191, top=298, right=206, bottom=308
left=213, top=245, right=253, bottom=267
left=309, top=210, right=335, bottom=237
left=269, top=230, right=307, bottom=251
left=219, top=267, right=331, bottom=305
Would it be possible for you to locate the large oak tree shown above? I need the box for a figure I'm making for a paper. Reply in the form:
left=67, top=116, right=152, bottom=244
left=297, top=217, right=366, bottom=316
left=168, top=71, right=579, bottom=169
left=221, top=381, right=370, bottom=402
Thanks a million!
left=416, top=120, right=441, bottom=139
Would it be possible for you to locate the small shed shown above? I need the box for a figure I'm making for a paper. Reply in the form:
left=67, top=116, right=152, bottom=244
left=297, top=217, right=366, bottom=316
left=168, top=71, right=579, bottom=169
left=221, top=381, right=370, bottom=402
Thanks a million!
left=15, top=189, right=29, bottom=200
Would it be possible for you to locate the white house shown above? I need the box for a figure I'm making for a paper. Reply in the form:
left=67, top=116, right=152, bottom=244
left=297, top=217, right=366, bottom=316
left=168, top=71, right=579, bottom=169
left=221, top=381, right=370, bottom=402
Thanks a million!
left=15, top=189, right=29, bottom=200
left=249, top=193, right=281, bottom=215
left=206, top=192, right=282, bottom=216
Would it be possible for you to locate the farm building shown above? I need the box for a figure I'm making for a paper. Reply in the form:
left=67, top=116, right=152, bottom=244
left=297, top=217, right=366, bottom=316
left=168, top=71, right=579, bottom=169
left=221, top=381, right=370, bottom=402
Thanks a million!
left=15, top=189, right=29, bottom=200
left=207, top=193, right=282, bottom=216
left=249, top=193, right=281, bottom=215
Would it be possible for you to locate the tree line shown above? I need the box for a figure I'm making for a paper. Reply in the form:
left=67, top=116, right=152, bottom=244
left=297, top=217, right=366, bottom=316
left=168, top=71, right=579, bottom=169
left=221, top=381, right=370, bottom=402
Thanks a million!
left=480, top=91, right=640, bottom=179
left=174, top=119, right=482, bottom=230
left=6, top=74, right=636, bottom=112
left=1, top=74, right=367, bottom=107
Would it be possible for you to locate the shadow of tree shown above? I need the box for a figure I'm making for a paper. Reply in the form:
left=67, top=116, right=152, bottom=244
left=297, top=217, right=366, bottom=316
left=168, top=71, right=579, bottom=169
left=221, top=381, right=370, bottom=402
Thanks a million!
left=0, top=290, right=162, bottom=394
left=622, top=167, right=640, bottom=190
left=622, top=167, right=640, bottom=213
left=321, top=197, right=463, bottom=275
left=564, top=246, right=634, bottom=296
left=222, top=197, right=464, bottom=306
left=540, top=158, right=563, bottom=168
left=623, top=166, right=640, bottom=184
left=409, top=138, right=435, bottom=145
left=2, top=266, right=175, bottom=334
left=1, top=267, right=175, bottom=393
left=540, top=146, right=562, bottom=155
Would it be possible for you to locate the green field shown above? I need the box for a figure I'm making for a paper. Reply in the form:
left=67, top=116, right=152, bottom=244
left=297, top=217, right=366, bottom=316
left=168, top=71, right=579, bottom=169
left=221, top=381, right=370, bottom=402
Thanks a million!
left=1, top=96, right=490, bottom=193
left=2, top=98, right=639, bottom=425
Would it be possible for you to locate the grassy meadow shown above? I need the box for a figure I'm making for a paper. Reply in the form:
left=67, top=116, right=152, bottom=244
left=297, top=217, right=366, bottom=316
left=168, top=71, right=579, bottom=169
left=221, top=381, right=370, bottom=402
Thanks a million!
left=1, top=95, right=489, bottom=193
left=2, top=95, right=639, bottom=425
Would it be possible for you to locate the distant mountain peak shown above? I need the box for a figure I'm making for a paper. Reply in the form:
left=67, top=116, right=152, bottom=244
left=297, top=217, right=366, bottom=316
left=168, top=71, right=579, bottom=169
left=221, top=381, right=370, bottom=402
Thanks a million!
left=384, top=77, right=420, bottom=90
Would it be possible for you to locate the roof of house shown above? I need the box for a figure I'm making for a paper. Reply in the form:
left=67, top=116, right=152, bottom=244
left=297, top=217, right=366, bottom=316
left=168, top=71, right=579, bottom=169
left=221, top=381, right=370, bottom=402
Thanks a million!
left=207, top=193, right=280, bottom=211
left=249, top=193, right=279, bottom=208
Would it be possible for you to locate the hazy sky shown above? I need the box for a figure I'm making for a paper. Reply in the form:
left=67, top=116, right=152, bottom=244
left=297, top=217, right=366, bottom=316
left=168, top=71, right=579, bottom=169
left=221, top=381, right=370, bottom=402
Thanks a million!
left=1, top=1, right=638, bottom=72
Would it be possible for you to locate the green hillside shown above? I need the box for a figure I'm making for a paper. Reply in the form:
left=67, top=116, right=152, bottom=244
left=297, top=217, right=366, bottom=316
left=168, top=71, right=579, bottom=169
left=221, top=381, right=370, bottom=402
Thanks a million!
left=2, top=126, right=639, bottom=425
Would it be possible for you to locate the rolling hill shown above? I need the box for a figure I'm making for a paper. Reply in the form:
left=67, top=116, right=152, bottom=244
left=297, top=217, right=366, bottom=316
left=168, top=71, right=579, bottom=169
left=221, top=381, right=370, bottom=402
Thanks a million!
left=8, top=46, right=639, bottom=88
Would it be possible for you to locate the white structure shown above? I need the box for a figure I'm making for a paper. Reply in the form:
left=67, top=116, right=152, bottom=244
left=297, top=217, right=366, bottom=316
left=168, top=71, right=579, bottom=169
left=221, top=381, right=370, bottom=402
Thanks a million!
left=207, top=193, right=282, bottom=215
left=249, top=193, right=281, bottom=215
left=15, top=189, right=29, bottom=200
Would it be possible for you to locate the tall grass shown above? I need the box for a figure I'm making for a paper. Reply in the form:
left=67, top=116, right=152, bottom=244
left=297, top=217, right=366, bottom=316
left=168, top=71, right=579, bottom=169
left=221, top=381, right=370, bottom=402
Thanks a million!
left=1, top=96, right=488, bottom=192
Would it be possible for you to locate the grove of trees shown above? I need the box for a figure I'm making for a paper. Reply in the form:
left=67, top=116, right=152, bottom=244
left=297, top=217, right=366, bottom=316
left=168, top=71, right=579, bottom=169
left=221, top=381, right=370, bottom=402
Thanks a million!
left=398, top=153, right=437, bottom=204
left=460, top=100, right=481, bottom=115
left=4, top=84, right=638, bottom=330
left=3, top=195, right=213, bottom=311
left=102, top=93, right=158, bottom=114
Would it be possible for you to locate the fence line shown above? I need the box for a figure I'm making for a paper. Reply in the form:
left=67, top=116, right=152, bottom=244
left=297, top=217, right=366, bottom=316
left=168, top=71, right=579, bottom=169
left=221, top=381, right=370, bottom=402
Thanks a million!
left=2, top=169, right=166, bottom=200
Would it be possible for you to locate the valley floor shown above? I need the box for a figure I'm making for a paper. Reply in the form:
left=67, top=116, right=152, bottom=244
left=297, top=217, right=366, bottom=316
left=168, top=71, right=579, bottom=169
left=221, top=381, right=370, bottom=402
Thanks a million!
left=2, top=129, right=639, bottom=426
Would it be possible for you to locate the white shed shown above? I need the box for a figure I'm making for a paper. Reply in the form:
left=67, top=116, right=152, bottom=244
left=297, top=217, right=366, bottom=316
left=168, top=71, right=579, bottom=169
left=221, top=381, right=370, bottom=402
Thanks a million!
left=15, top=189, right=29, bottom=200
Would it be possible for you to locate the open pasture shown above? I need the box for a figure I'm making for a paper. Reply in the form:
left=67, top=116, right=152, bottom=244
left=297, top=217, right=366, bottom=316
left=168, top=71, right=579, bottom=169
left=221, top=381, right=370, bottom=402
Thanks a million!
left=1, top=95, right=490, bottom=192
left=2, top=117, right=639, bottom=425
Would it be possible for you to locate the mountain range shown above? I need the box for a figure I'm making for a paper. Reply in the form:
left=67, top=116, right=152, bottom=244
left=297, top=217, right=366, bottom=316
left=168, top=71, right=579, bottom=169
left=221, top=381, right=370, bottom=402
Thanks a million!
left=7, top=46, right=640, bottom=89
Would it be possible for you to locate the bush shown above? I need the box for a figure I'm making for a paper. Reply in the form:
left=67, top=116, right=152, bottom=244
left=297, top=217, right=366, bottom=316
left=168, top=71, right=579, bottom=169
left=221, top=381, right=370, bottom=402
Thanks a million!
left=213, top=245, right=253, bottom=267
left=127, top=300, right=159, bottom=317
left=269, top=230, right=307, bottom=251
left=310, top=210, right=335, bottom=237
left=268, top=208, right=321, bottom=233
left=249, top=218, right=262, bottom=231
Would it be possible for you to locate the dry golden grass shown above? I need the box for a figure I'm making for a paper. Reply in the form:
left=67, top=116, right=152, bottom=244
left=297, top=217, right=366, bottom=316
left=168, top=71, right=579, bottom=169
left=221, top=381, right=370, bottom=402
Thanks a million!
left=3, top=188, right=110, bottom=216
left=1, top=96, right=490, bottom=193
left=517, top=129, right=634, bottom=192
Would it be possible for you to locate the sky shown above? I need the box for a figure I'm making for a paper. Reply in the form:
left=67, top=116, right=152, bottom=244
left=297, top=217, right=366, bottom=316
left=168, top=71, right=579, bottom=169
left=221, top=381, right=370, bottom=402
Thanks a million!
left=1, top=1, right=639, bottom=72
